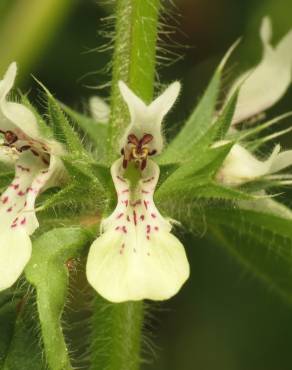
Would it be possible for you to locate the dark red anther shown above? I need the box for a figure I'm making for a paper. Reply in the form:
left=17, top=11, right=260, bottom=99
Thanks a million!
left=123, top=158, right=128, bottom=169
left=141, top=158, right=147, bottom=170
left=19, top=145, right=31, bottom=152
left=128, top=134, right=139, bottom=145
left=5, top=131, right=18, bottom=145
left=31, top=149, right=40, bottom=157
left=42, top=155, right=50, bottom=165
left=140, top=134, right=153, bottom=146
left=149, top=149, right=157, bottom=156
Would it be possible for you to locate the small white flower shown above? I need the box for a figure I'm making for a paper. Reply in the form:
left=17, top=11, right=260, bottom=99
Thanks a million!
left=230, top=16, right=292, bottom=124
left=86, top=159, right=189, bottom=302
left=216, top=142, right=292, bottom=186
left=86, top=81, right=189, bottom=302
left=89, top=96, right=110, bottom=124
left=0, top=63, right=65, bottom=291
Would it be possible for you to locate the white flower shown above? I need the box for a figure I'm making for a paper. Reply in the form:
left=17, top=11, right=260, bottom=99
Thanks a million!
left=89, top=96, right=110, bottom=124
left=86, top=81, right=189, bottom=302
left=216, top=142, right=292, bottom=186
left=0, top=63, right=65, bottom=291
left=86, top=159, right=190, bottom=302
left=231, top=16, right=292, bottom=124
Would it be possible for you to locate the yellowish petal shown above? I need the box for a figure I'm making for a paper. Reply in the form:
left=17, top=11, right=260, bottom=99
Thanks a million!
left=0, top=226, right=31, bottom=290
left=86, top=228, right=189, bottom=302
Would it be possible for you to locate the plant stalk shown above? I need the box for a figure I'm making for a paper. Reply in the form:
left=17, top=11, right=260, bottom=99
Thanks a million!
left=91, top=0, right=161, bottom=369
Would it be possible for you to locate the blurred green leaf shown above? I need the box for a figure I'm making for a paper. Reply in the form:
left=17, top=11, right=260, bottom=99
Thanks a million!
left=39, top=154, right=107, bottom=212
left=1, top=291, right=45, bottom=370
left=157, top=178, right=252, bottom=208
left=61, top=103, right=108, bottom=163
left=160, top=143, right=232, bottom=183
left=0, top=290, right=20, bottom=367
left=0, top=0, right=74, bottom=78
left=207, top=208, right=292, bottom=304
left=160, top=68, right=221, bottom=163
left=156, top=87, right=240, bottom=205
left=157, top=163, right=179, bottom=189
left=32, top=79, right=87, bottom=154
left=47, top=93, right=85, bottom=154
left=157, top=143, right=242, bottom=201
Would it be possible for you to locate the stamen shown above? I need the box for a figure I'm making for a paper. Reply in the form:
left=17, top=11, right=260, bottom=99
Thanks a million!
left=123, top=133, right=155, bottom=170
left=5, top=131, right=18, bottom=145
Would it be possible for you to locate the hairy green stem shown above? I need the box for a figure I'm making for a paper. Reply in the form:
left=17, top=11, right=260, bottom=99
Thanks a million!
left=36, top=289, right=73, bottom=370
left=91, top=298, right=144, bottom=370
left=91, top=0, right=161, bottom=369
left=108, top=0, right=161, bottom=159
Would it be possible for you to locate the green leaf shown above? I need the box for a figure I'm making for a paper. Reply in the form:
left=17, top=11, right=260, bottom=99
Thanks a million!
left=157, top=178, right=252, bottom=209
left=33, top=78, right=85, bottom=154
left=38, top=154, right=109, bottom=214
left=215, top=89, right=239, bottom=140
left=63, top=155, right=107, bottom=197
left=38, top=183, right=87, bottom=211
left=0, top=291, right=20, bottom=367
left=161, top=85, right=238, bottom=170
left=156, top=88, right=239, bottom=203
left=47, top=95, right=85, bottom=154
left=206, top=208, right=292, bottom=303
left=157, top=162, right=179, bottom=189
left=165, top=142, right=231, bottom=181
left=61, top=103, right=108, bottom=163
left=25, top=228, right=92, bottom=370
left=159, top=68, right=221, bottom=163
left=190, top=88, right=238, bottom=155
left=1, top=291, right=45, bottom=370
left=89, top=163, right=113, bottom=192
left=156, top=143, right=235, bottom=200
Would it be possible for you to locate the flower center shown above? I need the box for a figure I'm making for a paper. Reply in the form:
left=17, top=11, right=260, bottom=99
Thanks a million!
left=122, top=133, right=156, bottom=170
left=0, top=129, right=50, bottom=165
